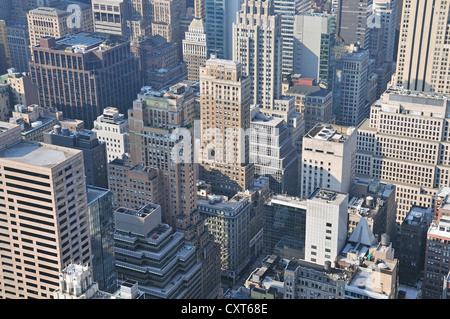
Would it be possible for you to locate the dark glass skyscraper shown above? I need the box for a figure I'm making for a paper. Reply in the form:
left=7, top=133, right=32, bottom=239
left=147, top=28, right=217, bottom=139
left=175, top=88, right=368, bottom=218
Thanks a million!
left=87, top=186, right=117, bottom=293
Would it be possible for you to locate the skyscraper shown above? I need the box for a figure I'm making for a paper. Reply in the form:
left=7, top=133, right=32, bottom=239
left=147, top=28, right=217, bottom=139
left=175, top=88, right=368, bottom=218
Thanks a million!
left=43, top=126, right=108, bottom=189
left=285, top=84, right=334, bottom=132
left=356, top=87, right=450, bottom=227
left=198, top=58, right=254, bottom=197
left=392, top=0, right=450, bottom=93
left=336, top=0, right=373, bottom=50
left=91, top=0, right=128, bottom=36
left=29, top=33, right=141, bottom=128
left=131, top=35, right=187, bottom=90
left=182, top=18, right=207, bottom=81
left=128, top=86, right=197, bottom=228
left=0, top=124, right=92, bottom=299
left=292, top=13, right=337, bottom=90
left=197, top=191, right=252, bottom=285
left=372, top=0, right=398, bottom=63
left=86, top=185, right=117, bottom=293
left=194, top=0, right=205, bottom=19
left=233, top=0, right=283, bottom=111
left=151, top=0, right=186, bottom=55
left=125, top=0, right=152, bottom=40
left=27, top=1, right=94, bottom=48
left=273, top=0, right=312, bottom=76
left=300, top=123, right=357, bottom=199
left=250, top=107, right=299, bottom=196
left=205, top=0, right=242, bottom=59
left=423, top=188, right=450, bottom=299
left=338, top=46, right=370, bottom=127
left=305, top=189, right=349, bottom=267
left=0, top=20, right=12, bottom=74
left=6, top=24, right=31, bottom=73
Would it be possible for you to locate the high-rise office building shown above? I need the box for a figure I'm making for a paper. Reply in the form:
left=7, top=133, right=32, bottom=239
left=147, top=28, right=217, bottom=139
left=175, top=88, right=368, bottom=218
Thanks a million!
left=398, top=205, right=432, bottom=287
left=0, top=20, right=12, bottom=75
left=128, top=86, right=197, bottom=230
left=111, top=144, right=221, bottom=299
left=392, top=0, right=450, bottom=93
left=233, top=0, right=283, bottom=111
left=107, top=159, right=161, bottom=210
left=27, top=1, right=94, bottom=48
left=125, top=0, right=152, bottom=40
left=86, top=186, right=117, bottom=293
left=300, top=123, right=357, bottom=199
left=372, top=0, right=398, bottom=63
left=250, top=107, right=299, bottom=196
left=6, top=24, right=31, bottom=73
left=29, top=33, right=141, bottom=128
left=205, top=0, right=242, bottom=59
left=197, top=192, right=252, bottom=285
left=305, top=189, right=349, bottom=267
left=285, top=84, right=334, bottom=132
left=194, top=0, right=205, bottom=19
left=263, top=194, right=307, bottom=260
left=151, top=0, right=186, bottom=54
left=43, top=126, right=108, bottom=188
left=292, top=13, right=337, bottom=90
left=198, top=58, right=254, bottom=197
left=236, top=176, right=271, bottom=260
left=337, top=45, right=371, bottom=127
left=336, top=0, right=373, bottom=50
left=91, top=0, right=128, bottom=36
left=182, top=18, right=207, bottom=81
left=355, top=87, right=450, bottom=226
left=423, top=188, right=450, bottom=299
left=273, top=0, right=312, bottom=76
left=0, top=126, right=91, bottom=299
left=92, top=107, right=128, bottom=163
left=131, top=35, right=187, bottom=90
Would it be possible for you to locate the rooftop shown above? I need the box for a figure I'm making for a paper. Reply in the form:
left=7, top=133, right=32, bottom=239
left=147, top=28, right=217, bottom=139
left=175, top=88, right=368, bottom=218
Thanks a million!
left=309, top=188, right=348, bottom=203
left=115, top=204, right=160, bottom=219
left=198, top=193, right=250, bottom=216
left=266, top=194, right=307, bottom=210
left=385, top=86, right=450, bottom=103
left=305, top=123, right=356, bottom=142
left=251, top=111, right=285, bottom=127
left=39, top=32, right=127, bottom=53
left=286, top=84, right=331, bottom=98
left=348, top=195, right=385, bottom=218
left=0, top=140, right=80, bottom=168
left=428, top=216, right=450, bottom=239
left=403, top=206, right=431, bottom=227
left=87, top=185, right=110, bottom=204
left=346, top=266, right=390, bottom=299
